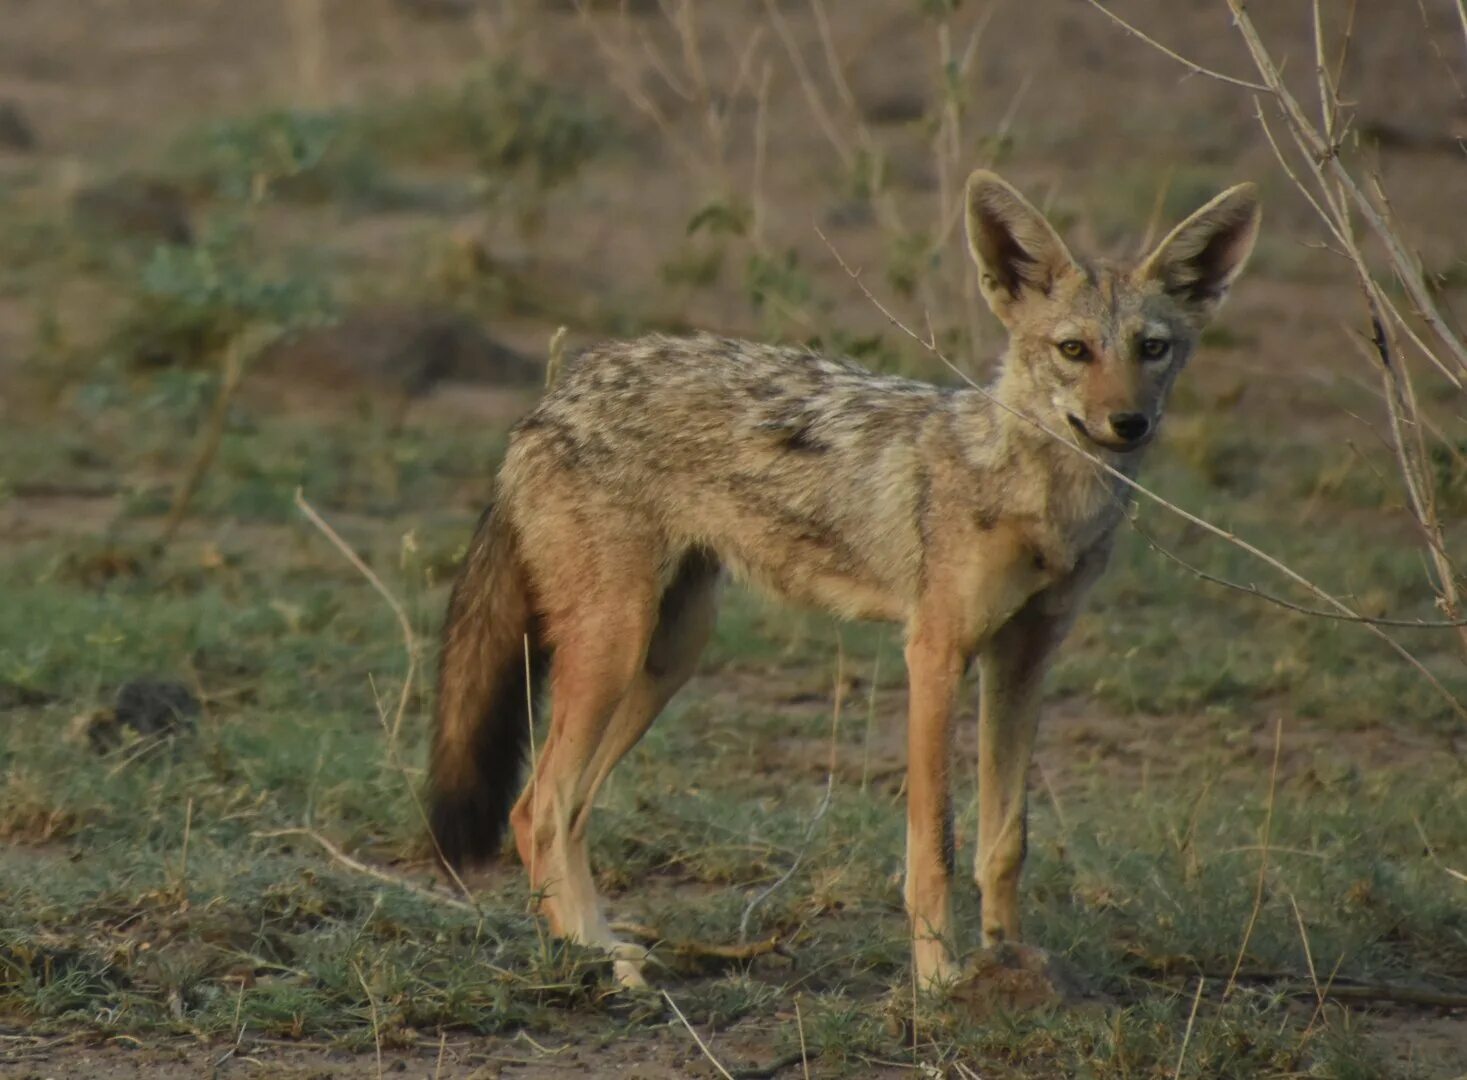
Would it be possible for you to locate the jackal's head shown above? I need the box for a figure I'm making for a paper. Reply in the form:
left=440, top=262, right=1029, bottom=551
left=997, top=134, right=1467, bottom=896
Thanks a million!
left=966, top=170, right=1260, bottom=453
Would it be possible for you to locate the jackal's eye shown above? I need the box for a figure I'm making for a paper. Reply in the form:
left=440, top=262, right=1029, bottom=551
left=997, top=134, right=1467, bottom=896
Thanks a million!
left=1140, top=337, right=1171, bottom=360
left=1056, top=339, right=1090, bottom=361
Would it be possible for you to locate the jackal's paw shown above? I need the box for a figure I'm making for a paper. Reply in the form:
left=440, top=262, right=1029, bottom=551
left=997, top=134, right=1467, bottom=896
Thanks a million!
left=613, top=959, right=649, bottom=989
left=609, top=940, right=651, bottom=990
left=912, top=939, right=962, bottom=996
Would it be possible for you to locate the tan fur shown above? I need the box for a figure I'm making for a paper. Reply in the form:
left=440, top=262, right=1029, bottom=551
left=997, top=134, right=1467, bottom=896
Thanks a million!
left=428, top=168, right=1261, bottom=992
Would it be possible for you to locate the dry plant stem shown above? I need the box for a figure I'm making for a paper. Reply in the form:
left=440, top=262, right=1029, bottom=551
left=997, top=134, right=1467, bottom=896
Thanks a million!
left=1172, top=977, right=1206, bottom=1080
left=1224, top=715, right=1284, bottom=1001
left=1253, top=100, right=1466, bottom=645
left=294, top=488, right=419, bottom=745
left=1086, top=0, right=1467, bottom=385
left=611, top=922, right=788, bottom=964
left=1287, top=891, right=1322, bottom=1012
left=256, top=827, right=478, bottom=914
left=1294, top=11, right=1465, bottom=648
left=818, top=230, right=1467, bottom=721
left=1138, top=165, right=1176, bottom=256
left=353, top=961, right=386, bottom=1080
left=664, top=991, right=736, bottom=1080
left=573, top=2, right=702, bottom=177
left=159, top=341, right=246, bottom=548
left=545, top=325, right=568, bottom=388
left=1223, top=0, right=1467, bottom=384
left=176, top=797, right=193, bottom=898
left=1080, top=0, right=1266, bottom=90
left=1128, top=516, right=1467, bottom=628
left=1221, top=971, right=1467, bottom=1010
left=274, top=493, right=479, bottom=901
left=294, top=490, right=478, bottom=903
left=796, top=997, right=810, bottom=1080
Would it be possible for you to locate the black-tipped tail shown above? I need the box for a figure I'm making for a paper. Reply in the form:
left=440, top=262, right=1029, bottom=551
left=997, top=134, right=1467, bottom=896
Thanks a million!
left=428, top=505, right=548, bottom=868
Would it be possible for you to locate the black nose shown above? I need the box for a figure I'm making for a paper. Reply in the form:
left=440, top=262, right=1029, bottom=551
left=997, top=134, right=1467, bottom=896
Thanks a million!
left=1109, top=412, right=1150, bottom=443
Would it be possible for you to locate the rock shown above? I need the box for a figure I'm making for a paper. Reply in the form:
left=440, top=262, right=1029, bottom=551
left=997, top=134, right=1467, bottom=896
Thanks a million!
left=0, top=100, right=38, bottom=151
left=254, top=306, right=540, bottom=399
left=72, top=177, right=193, bottom=245
left=71, top=679, right=201, bottom=754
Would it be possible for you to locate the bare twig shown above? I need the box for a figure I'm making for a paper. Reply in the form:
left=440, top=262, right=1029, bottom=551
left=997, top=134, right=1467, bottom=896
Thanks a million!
left=612, top=922, right=790, bottom=966
left=1224, top=715, right=1284, bottom=1000
left=546, top=325, right=569, bottom=388
left=254, top=826, right=477, bottom=914
left=664, top=990, right=736, bottom=1080
left=1145, top=964, right=1467, bottom=1010
left=353, top=961, right=385, bottom=1080
left=1225, top=1, right=1467, bottom=383
left=295, top=489, right=420, bottom=745
left=159, top=340, right=247, bottom=547
left=1128, top=515, right=1467, bottom=628
left=1079, top=0, right=1267, bottom=90
left=1173, top=977, right=1206, bottom=1080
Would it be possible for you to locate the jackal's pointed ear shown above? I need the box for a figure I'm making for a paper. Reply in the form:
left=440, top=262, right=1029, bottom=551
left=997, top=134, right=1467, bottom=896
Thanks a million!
left=965, top=170, right=1079, bottom=324
left=1138, top=183, right=1261, bottom=319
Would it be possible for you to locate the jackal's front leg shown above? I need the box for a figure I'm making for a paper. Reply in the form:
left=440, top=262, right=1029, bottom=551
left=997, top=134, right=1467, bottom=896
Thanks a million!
left=903, top=624, right=967, bottom=991
left=974, top=603, right=1069, bottom=949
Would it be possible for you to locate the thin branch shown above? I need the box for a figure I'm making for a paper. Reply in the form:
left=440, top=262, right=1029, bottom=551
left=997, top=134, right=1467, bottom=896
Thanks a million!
left=1225, top=0, right=1467, bottom=382
left=1128, top=516, right=1467, bottom=628
left=1224, top=715, right=1284, bottom=1000
left=1457, top=0, right=1467, bottom=68
left=255, top=827, right=478, bottom=914
left=1080, top=0, right=1268, bottom=90
left=664, top=990, right=736, bottom=1080
left=295, top=489, right=419, bottom=745
left=611, top=922, right=791, bottom=966
left=1172, top=977, right=1206, bottom=1080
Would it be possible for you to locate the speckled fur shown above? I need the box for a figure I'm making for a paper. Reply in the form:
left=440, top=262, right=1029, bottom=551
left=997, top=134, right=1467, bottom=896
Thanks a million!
left=428, top=169, right=1261, bottom=991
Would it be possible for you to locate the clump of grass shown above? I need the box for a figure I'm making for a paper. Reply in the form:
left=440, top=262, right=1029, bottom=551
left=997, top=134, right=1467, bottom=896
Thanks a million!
left=165, top=60, right=608, bottom=216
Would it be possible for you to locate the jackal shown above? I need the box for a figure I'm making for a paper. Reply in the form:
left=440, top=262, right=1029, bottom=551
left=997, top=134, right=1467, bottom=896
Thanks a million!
left=428, top=170, right=1260, bottom=990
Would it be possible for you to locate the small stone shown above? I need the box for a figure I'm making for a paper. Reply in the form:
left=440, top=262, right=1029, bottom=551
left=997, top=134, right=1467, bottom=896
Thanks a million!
left=73, top=679, right=201, bottom=754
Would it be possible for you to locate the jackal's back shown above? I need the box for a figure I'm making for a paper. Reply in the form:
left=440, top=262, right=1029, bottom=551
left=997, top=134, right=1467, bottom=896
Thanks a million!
left=498, top=334, right=965, bottom=618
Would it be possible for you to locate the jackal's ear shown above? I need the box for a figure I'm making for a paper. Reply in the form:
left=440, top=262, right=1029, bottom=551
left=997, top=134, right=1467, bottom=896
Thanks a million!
left=965, top=170, right=1078, bottom=324
left=1138, top=184, right=1261, bottom=319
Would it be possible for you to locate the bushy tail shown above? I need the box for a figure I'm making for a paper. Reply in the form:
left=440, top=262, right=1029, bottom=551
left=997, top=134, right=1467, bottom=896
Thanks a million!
left=429, top=505, right=548, bottom=868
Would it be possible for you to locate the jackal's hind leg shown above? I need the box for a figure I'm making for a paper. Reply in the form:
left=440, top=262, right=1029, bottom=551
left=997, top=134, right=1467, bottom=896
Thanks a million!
left=510, top=553, right=719, bottom=988
left=509, top=601, right=651, bottom=980
left=569, top=553, right=719, bottom=987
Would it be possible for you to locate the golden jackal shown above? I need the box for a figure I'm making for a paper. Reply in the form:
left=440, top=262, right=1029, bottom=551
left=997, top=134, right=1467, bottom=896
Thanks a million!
left=429, top=169, right=1260, bottom=990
